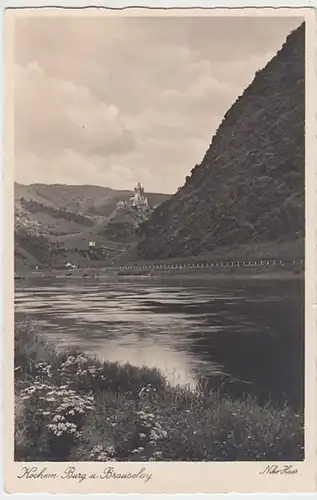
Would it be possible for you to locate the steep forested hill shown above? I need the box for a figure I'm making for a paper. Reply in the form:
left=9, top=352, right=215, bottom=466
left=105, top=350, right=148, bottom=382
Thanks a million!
left=136, top=23, right=305, bottom=260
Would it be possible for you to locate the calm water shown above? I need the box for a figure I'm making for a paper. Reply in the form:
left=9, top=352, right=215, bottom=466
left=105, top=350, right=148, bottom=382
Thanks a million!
left=15, top=276, right=304, bottom=409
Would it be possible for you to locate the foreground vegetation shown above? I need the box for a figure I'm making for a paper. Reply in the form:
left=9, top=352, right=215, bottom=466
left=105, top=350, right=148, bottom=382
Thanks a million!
left=15, top=321, right=304, bottom=462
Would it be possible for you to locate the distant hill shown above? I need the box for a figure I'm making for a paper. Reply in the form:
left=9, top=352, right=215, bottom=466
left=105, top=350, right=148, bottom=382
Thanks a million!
left=14, top=183, right=169, bottom=270
left=136, top=23, right=305, bottom=261
left=15, top=183, right=169, bottom=218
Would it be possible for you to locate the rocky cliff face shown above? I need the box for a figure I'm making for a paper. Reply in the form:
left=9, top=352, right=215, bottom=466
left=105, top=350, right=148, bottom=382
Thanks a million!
left=136, top=23, right=305, bottom=260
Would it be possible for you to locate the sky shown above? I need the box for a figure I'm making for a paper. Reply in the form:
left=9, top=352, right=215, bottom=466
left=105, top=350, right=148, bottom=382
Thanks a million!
left=14, top=15, right=303, bottom=194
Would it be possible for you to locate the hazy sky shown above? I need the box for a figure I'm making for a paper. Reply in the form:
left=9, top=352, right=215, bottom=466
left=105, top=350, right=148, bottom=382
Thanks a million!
left=14, top=15, right=302, bottom=193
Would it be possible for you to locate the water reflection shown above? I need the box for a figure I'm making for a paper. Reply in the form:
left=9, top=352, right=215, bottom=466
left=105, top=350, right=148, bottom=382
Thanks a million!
left=15, top=276, right=304, bottom=409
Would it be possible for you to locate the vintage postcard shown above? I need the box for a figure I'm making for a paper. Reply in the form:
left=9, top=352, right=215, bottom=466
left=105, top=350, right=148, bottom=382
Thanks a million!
left=3, top=5, right=317, bottom=494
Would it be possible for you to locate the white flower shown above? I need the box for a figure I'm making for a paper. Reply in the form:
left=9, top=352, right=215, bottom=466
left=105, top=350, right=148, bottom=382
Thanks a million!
left=92, top=445, right=103, bottom=453
left=52, top=415, right=64, bottom=422
left=106, top=445, right=116, bottom=454
left=149, top=427, right=167, bottom=441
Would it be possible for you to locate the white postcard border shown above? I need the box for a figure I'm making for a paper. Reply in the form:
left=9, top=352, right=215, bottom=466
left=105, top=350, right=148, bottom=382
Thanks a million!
left=2, top=4, right=316, bottom=495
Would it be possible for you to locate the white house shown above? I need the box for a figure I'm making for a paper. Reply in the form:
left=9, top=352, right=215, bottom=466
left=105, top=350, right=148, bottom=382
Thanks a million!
left=65, top=262, right=76, bottom=269
left=88, top=241, right=96, bottom=248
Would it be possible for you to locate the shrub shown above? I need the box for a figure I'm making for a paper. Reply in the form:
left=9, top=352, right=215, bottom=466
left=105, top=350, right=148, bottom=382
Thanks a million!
left=16, top=381, right=94, bottom=460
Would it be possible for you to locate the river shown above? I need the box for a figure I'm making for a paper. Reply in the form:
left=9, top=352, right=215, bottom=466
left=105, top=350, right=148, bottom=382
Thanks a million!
left=14, top=275, right=304, bottom=409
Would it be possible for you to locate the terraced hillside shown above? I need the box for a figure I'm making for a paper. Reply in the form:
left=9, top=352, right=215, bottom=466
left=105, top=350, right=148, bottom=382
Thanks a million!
left=14, top=183, right=169, bottom=270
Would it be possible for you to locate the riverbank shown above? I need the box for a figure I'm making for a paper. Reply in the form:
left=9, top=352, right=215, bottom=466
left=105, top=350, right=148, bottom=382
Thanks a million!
left=15, top=320, right=304, bottom=462
left=15, top=264, right=304, bottom=281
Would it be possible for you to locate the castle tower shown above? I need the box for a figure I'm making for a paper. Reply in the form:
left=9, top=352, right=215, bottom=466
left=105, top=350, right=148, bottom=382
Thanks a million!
left=134, top=182, right=144, bottom=196
left=130, top=182, right=149, bottom=208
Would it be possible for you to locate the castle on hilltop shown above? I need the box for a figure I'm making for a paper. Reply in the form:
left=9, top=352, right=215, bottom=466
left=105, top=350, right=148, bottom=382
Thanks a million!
left=117, top=182, right=149, bottom=210
left=131, top=182, right=149, bottom=208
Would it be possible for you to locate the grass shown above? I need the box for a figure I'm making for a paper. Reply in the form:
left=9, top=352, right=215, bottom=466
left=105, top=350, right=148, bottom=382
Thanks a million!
left=14, top=321, right=304, bottom=462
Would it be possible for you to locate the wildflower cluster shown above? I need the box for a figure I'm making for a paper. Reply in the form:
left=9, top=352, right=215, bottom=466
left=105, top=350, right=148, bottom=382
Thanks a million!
left=60, top=355, right=105, bottom=384
left=20, top=381, right=95, bottom=438
left=128, top=406, right=168, bottom=459
left=34, top=361, right=53, bottom=378
left=47, top=417, right=78, bottom=437
left=136, top=410, right=167, bottom=444
left=89, top=444, right=117, bottom=461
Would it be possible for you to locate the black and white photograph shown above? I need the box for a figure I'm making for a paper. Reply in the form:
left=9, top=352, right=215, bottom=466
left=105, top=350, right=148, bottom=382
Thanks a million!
left=5, top=6, right=315, bottom=492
